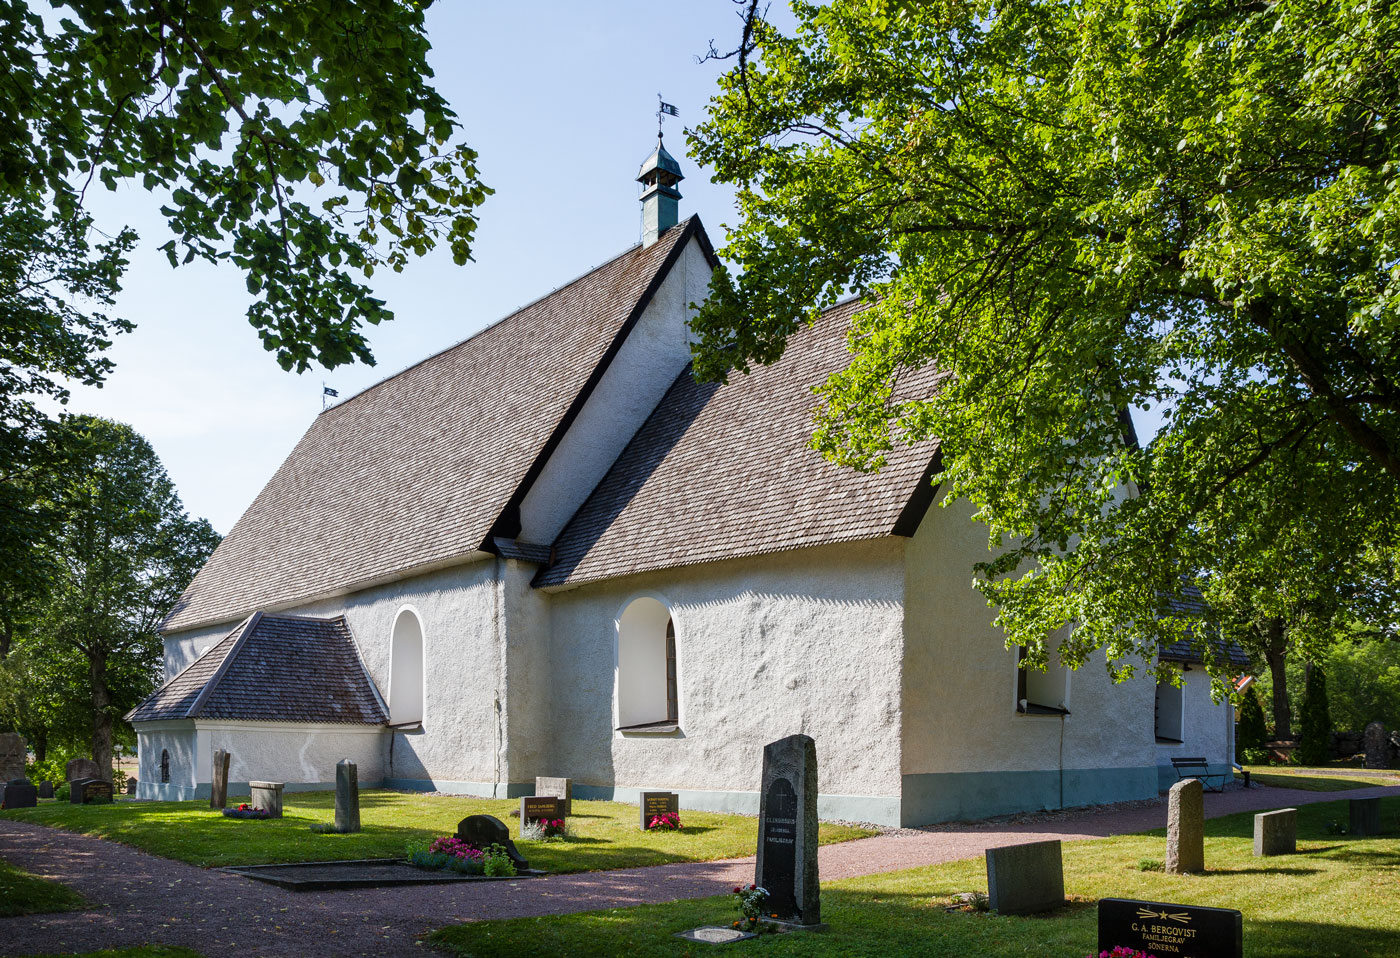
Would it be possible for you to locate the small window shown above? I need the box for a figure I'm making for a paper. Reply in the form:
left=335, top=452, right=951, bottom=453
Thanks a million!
left=1155, top=667, right=1185, bottom=743
left=617, top=597, right=680, bottom=732
left=1016, top=644, right=1069, bottom=715
left=160, top=749, right=170, bottom=783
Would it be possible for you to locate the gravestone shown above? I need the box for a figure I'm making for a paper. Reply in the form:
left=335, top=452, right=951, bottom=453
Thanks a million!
left=70, top=778, right=113, bottom=805
left=1254, top=808, right=1296, bottom=856
left=640, top=790, right=679, bottom=830
left=1166, top=778, right=1204, bottom=874
left=535, top=776, right=572, bottom=815
left=1363, top=722, right=1390, bottom=769
left=2, top=778, right=37, bottom=809
left=248, top=781, right=284, bottom=818
left=210, top=749, right=231, bottom=809
left=755, top=733, right=820, bottom=926
left=0, top=733, right=25, bottom=782
left=1099, top=898, right=1243, bottom=958
left=519, top=795, right=564, bottom=826
left=125, top=776, right=137, bottom=795
left=38, top=780, right=53, bottom=799
left=335, top=759, right=360, bottom=833
left=985, top=839, right=1065, bottom=915
left=65, top=757, right=100, bottom=784
left=456, top=814, right=530, bottom=870
left=1349, top=797, right=1381, bottom=837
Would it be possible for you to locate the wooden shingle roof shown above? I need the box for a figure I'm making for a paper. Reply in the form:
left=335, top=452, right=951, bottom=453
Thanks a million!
left=537, top=299, right=942, bottom=588
left=128, top=613, right=387, bottom=725
left=162, top=220, right=703, bottom=633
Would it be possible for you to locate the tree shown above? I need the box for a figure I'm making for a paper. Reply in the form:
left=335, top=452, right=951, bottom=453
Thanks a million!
left=1236, top=686, right=1268, bottom=763
left=688, top=0, right=1400, bottom=681
left=0, top=417, right=220, bottom=775
left=1296, top=664, right=1333, bottom=766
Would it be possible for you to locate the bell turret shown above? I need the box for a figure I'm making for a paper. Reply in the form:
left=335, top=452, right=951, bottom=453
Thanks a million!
left=637, top=135, right=684, bottom=247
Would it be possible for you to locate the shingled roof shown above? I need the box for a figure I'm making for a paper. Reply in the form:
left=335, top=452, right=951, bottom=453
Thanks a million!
left=1159, top=588, right=1252, bottom=668
left=128, top=613, right=387, bottom=724
left=536, top=299, right=942, bottom=589
left=163, top=220, right=706, bottom=633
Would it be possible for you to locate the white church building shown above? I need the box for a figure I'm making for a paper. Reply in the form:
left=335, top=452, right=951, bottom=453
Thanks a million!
left=129, top=139, right=1238, bottom=826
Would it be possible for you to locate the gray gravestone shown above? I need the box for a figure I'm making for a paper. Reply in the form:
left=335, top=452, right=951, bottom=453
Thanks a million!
left=125, top=776, right=136, bottom=795
left=1363, top=722, right=1390, bottom=769
left=986, top=839, right=1066, bottom=915
left=248, top=781, right=284, bottom=818
left=1253, top=808, right=1296, bottom=856
left=640, top=790, right=680, bottom=830
left=65, top=757, right=100, bottom=784
left=755, top=733, right=820, bottom=926
left=335, top=759, right=360, bottom=833
left=0, top=733, right=25, bottom=782
left=535, top=776, right=572, bottom=815
left=1166, top=778, right=1205, bottom=874
left=38, top=780, right=53, bottom=799
left=1349, top=797, right=1381, bottom=837
left=2, top=778, right=37, bottom=809
left=70, top=778, right=113, bottom=805
left=456, top=814, right=530, bottom=870
left=210, top=749, right=230, bottom=809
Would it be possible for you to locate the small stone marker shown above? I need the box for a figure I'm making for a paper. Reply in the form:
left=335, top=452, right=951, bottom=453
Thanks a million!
left=535, top=776, right=572, bottom=815
left=1349, top=797, right=1381, bottom=837
left=1363, top=721, right=1390, bottom=769
left=456, top=814, right=530, bottom=870
left=210, top=748, right=231, bottom=809
left=335, top=759, right=360, bottom=833
left=0, top=733, right=25, bottom=782
left=248, top=781, right=284, bottom=818
left=1253, top=807, right=1296, bottom=856
left=65, top=757, right=101, bottom=784
left=519, top=795, right=564, bottom=826
left=985, top=839, right=1065, bottom=915
left=38, top=780, right=53, bottom=799
left=1099, top=897, right=1242, bottom=958
left=125, top=776, right=137, bottom=795
left=675, top=926, right=757, bottom=945
left=640, top=790, right=679, bottom=830
left=756, top=733, right=821, bottom=926
left=70, top=778, right=114, bottom=805
left=2, top=778, right=38, bottom=809
left=1166, top=778, right=1205, bottom=873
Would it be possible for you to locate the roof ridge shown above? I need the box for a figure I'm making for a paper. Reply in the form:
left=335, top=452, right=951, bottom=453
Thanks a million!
left=124, top=615, right=253, bottom=721
left=185, top=611, right=262, bottom=718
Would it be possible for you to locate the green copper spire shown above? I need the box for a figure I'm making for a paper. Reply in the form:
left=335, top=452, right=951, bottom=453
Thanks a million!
left=637, top=134, right=684, bottom=247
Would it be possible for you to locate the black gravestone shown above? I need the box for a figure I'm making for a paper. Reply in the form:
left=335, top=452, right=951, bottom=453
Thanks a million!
left=755, top=733, right=820, bottom=926
left=2, top=778, right=37, bottom=809
left=38, top=780, right=54, bottom=799
left=640, top=791, right=679, bottom=830
left=456, top=814, right=530, bottom=870
left=69, top=778, right=114, bottom=805
left=1099, top=898, right=1242, bottom=958
left=518, top=795, right=564, bottom=824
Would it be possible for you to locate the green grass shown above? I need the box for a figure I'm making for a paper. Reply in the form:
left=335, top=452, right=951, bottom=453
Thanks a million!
left=0, top=857, right=87, bottom=917
left=0, top=789, right=873, bottom=871
left=430, top=798, right=1400, bottom=958
left=1240, top=765, right=1400, bottom=791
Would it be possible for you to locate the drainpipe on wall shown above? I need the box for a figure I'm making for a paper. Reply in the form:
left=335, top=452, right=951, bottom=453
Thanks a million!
left=493, top=554, right=504, bottom=799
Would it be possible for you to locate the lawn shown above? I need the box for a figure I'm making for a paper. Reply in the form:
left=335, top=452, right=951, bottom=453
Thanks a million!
left=1239, top=765, right=1400, bottom=792
left=430, top=797, right=1400, bottom=958
left=0, top=857, right=87, bottom=917
left=0, top=789, right=873, bottom=871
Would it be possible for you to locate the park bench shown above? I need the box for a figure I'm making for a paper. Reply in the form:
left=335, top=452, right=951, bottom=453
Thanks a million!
left=1171, top=756, right=1228, bottom=792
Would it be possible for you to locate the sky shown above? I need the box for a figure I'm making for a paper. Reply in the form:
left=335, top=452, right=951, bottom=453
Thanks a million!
left=57, top=3, right=771, bottom=534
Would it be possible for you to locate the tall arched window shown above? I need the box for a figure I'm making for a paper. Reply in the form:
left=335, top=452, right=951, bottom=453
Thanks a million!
left=617, top=597, right=679, bottom=730
left=389, top=608, right=425, bottom=725
left=160, top=749, right=170, bottom=783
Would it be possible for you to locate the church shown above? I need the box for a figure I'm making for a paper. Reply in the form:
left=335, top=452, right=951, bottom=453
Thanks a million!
left=128, top=138, right=1238, bottom=826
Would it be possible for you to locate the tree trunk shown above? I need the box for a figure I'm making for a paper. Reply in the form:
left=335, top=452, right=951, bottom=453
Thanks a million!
left=1263, top=617, right=1291, bottom=740
left=33, top=727, right=47, bottom=763
left=89, top=644, right=113, bottom=779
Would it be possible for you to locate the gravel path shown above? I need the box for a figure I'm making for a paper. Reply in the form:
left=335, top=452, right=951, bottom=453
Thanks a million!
left=2, top=782, right=1395, bottom=957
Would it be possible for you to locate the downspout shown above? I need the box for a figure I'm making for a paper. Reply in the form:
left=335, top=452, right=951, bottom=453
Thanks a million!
left=493, top=554, right=504, bottom=798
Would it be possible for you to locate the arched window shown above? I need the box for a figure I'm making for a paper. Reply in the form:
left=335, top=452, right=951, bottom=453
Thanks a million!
left=617, top=597, right=679, bottom=730
left=389, top=608, right=425, bottom=725
left=160, top=749, right=170, bottom=783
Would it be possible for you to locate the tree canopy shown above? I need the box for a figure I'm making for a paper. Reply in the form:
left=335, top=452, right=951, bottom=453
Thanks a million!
left=689, top=0, right=1400, bottom=683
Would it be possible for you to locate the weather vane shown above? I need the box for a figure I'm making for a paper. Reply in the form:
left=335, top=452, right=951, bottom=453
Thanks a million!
left=656, top=94, right=679, bottom=138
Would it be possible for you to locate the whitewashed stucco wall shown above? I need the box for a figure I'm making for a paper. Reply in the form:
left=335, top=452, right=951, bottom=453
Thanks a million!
left=543, top=539, right=908, bottom=823
left=900, top=492, right=1160, bottom=824
left=1156, top=667, right=1233, bottom=788
left=135, top=722, right=198, bottom=799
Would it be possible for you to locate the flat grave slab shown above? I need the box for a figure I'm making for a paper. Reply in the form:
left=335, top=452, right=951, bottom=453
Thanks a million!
left=675, top=926, right=757, bottom=945
left=223, top=858, right=545, bottom=891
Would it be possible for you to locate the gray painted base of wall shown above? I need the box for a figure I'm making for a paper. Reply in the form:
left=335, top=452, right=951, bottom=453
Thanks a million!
left=574, top=783, right=902, bottom=826
left=1156, top=763, right=1232, bottom=792
left=135, top=780, right=349, bottom=802
left=383, top=778, right=535, bottom=799
left=900, top=766, right=1160, bottom=827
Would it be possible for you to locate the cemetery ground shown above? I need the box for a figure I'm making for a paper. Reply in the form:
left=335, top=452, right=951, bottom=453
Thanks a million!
left=0, top=789, right=873, bottom=872
left=0, top=857, right=85, bottom=916
left=1237, top=764, right=1400, bottom=792
left=429, top=796, right=1400, bottom=958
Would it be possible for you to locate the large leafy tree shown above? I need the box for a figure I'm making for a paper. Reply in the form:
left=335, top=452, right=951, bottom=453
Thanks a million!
left=689, top=0, right=1400, bottom=681
left=0, top=417, right=220, bottom=775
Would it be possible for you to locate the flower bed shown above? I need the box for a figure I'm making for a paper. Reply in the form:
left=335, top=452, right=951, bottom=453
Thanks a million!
left=221, top=803, right=272, bottom=820
left=1089, top=949, right=1159, bottom=958
left=648, top=812, right=682, bottom=831
left=407, top=836, right=516, bottom=877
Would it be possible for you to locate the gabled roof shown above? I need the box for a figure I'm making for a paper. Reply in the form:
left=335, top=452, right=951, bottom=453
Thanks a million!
left=537, top=299, right=942, bottom=589
left=128, top=613, right=387, bottom=725
left=162, top=220, right=707, bottom=633
left=1158, top=588, right=1252, bottom=668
